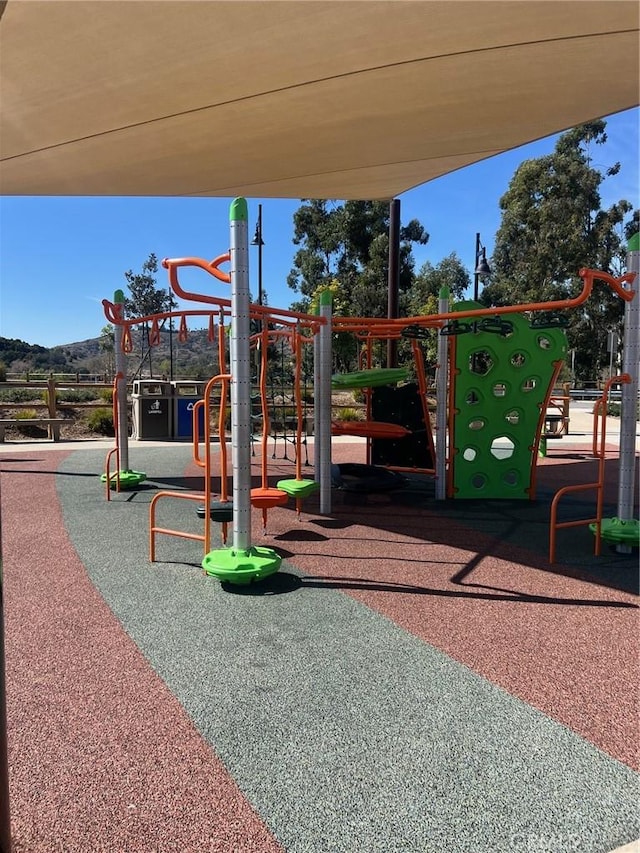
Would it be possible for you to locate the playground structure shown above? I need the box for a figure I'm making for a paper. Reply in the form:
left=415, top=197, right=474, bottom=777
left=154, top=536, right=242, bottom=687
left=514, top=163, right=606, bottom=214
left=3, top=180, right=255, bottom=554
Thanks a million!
left=101, top=199, right=639, bottom=582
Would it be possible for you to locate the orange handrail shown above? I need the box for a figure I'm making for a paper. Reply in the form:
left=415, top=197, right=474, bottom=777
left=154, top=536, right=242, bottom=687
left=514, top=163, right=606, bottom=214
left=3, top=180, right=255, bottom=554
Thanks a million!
left=149, top=492, right=212, bottom=562
left=548, top=373, right=631, bottom=563
left=528, top=357, right=565, bottom=499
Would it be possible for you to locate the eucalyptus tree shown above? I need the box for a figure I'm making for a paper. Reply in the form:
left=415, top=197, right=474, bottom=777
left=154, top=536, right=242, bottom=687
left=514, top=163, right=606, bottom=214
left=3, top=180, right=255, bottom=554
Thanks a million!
left=480, top=121, right=636, bottom=382
left=123, top=253, right=176, bottom=377
left=287, top=200, right=429, bottom=319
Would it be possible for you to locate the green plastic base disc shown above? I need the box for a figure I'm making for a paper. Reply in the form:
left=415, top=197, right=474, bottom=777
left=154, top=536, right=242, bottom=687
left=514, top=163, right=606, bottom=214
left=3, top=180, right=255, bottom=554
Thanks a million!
left=276, top=478, right=320, bottom=498
left=590, top=517, right=640, bottom=546
left=331, top=367, right=408, bottom=389
left=100, top=469, right=147, bottom=490
left=202, top=545, right=282, bottom=585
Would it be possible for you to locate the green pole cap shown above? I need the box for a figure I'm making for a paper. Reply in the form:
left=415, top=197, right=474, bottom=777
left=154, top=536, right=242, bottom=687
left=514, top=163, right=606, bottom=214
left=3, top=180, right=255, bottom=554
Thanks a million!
left=114, top=289, right=125, bottom=303
left=627, top=232, right=640, bottom=252
left=439, top=285, right=450, bottom=300
left=229, top=197, right=248, bottom=222
left=320, top=290, right=333, bottom=306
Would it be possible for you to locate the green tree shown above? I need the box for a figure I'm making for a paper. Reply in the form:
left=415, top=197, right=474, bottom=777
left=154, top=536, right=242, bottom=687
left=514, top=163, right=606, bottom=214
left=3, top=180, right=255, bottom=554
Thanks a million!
left=287, top=200, right=429, bottom=319
left=123, top=253, right=176, bottom=377
left=408, top=253, right=470, bottom=315
left=480, top=120, right=636, bottom=382
left=405, top=253, right=471, bottom=365
left=99, top=324, right=115, bottom=380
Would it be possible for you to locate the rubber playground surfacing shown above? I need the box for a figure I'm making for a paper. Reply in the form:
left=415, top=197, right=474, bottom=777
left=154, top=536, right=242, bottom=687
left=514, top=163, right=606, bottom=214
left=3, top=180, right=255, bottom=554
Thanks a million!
left=1, top=436, right=639, bottom=853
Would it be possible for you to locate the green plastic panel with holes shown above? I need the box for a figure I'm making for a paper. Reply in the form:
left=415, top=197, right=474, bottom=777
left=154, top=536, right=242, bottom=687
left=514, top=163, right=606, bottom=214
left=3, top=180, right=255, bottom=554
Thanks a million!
left=449, top=301, right=567, bottom=499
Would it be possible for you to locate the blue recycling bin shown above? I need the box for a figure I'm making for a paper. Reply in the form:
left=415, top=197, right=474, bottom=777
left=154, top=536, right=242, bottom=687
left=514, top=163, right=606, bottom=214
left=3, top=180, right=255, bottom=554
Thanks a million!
left=172, top=381, right=206, bottom=439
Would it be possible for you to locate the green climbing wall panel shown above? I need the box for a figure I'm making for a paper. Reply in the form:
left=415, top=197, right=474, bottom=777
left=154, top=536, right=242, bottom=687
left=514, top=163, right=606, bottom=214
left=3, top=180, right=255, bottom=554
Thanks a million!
left=451, top=301, right=567, bottom=499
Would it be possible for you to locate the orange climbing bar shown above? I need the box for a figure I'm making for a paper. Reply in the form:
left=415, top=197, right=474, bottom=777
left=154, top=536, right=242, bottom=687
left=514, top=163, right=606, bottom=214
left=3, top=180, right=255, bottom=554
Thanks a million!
left=549, top=374, right=631, bottom=563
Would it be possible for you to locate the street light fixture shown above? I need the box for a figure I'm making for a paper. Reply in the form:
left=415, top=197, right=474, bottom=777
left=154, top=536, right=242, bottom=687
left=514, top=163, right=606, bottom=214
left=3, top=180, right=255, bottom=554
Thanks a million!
left=251, top=203, right=264, bottom=306
left=473, top=232, right=492, bottom=301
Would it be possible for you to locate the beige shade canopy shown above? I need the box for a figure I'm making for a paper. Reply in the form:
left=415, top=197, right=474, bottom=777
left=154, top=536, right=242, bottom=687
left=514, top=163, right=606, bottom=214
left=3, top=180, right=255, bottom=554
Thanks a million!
left=0, top=0, right=638, bottom=199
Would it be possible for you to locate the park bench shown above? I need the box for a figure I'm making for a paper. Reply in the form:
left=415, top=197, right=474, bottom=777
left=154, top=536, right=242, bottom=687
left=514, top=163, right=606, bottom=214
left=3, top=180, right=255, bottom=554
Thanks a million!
left=0, top=417, right=66, bottom=443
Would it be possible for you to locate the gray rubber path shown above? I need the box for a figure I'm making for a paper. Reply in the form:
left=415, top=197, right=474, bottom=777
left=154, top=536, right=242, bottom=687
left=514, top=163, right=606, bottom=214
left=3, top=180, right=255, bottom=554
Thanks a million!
left=58, top=446, right=639, bottom=853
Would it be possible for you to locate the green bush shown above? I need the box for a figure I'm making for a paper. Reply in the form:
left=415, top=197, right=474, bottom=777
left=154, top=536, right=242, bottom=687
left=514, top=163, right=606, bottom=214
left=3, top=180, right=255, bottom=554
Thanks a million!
left=0, top=388, right=41, bottom=403
left=15, top=408, right=39, bottom=420
left=98, top=388, right=113, bottom=404
left=86, top=407, right=115, bottom=436
left=57, top=388, right=98, bottom=404
left=0, top=362, right=6, bottom=382
left=333, top=407, right=360, bottom=421
left=606, top=401, right=640, bottom=420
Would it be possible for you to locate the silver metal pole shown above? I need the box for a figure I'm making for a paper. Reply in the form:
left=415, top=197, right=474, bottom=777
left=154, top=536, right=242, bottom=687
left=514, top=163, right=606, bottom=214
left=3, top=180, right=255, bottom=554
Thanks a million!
left=616, top=237, right=640, bottom=553
left=229, top=198, right=252, bottom=553
left=435, top=286, right=450, bottom=500
left=113, top=290, right=129, bottom=472
left=318, top=292, right=333, bottom=515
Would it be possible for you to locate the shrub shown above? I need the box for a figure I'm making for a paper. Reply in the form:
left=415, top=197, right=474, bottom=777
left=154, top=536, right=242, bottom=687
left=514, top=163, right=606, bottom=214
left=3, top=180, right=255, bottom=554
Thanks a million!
left=333, top=407, right=360, bottom=422
left=57, top=388, right=97, bottom=404
left=98, top=388, right=113, bottom=404
left=15, top=408, right=39, bottom=420
left=86, top=407, right=114, bottom=436
left=0, top=388, right=41, bottom=403
left=606, top=401, right=640, bottom=420
left=0, top=362, right=6, bottom=382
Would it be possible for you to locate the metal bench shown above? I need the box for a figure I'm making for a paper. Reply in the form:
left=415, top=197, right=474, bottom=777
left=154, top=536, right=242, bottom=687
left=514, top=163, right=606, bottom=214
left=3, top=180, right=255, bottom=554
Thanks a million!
left=543, top=413, right=568, bottom=438
left=0, top=418, right=65, bottom=442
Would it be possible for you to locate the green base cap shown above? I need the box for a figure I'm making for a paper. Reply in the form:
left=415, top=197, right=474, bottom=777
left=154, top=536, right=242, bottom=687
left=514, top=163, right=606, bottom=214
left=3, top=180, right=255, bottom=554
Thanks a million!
left=276, top=478, right=320, bottom=498
left=202, top=545, right=282, bottom=584
left=100, top=469, right=147, bottom=490
left=591, top=517, right=640, bottom=546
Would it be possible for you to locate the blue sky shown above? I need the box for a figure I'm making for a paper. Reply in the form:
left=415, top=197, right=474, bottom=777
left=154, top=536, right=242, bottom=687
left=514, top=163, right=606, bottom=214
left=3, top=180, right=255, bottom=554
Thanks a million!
left=1, top=107, right=638, bottom=349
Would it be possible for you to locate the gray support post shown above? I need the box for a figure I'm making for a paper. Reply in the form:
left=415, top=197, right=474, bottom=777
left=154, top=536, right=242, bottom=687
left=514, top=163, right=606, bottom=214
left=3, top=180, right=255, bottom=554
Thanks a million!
left=229, top=198, right=252, bottom=553
left=113, top=290, right=129, bottom=472
left=387, top=198, right=400, bottom=368
left=616, top=233, right=640, bottom=553
left=435, top=286, right=450, bottom=500
left=318, top=291, right=333, bottom=515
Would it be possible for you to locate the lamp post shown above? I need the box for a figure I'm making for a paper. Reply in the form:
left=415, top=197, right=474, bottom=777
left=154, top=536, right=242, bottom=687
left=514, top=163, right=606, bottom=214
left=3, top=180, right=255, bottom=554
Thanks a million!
left=251, top=204, right=264, bottom=306
left=473, top=232, right=492, bottom=301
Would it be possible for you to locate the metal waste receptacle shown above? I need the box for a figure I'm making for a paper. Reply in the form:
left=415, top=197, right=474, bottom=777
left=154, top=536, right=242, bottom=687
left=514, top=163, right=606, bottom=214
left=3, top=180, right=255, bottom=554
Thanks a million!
left=131, top=380, right=173, bottom=440
left=172, top=381, right=206, bottom=439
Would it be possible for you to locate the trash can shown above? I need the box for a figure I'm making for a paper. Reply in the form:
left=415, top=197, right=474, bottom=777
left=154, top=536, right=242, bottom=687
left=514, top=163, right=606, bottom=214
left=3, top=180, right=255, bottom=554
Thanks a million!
left=131, top=379, right=173, bottom=440
left=172, top=381, right=206, bottom=439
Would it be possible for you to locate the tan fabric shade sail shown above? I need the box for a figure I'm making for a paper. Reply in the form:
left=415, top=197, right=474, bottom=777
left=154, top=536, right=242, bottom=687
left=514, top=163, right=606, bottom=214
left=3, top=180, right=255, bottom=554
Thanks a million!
left=0, top=0, right=638, bottom=199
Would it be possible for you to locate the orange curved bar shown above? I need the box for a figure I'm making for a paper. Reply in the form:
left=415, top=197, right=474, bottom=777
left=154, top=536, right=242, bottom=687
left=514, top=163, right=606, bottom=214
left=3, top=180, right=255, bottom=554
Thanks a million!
left=578, top=268, right=636, bottom=302
left=331, top=269, right=637, bottom=332
left=259, top=327, right=271, bottom=490
left=101, top=298, right=125, bottom=325
left=178, top=314, right=189, bottom=342
left=149, top=317, right=161, bottom=346
left=162, top=254, right=231, bottom=283
left=122, top=325, right=133, bottom=353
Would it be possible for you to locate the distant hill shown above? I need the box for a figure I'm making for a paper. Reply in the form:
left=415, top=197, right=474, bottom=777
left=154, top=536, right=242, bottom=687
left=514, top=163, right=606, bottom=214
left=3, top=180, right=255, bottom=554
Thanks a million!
left=0, top=329, right=223, bottom=380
